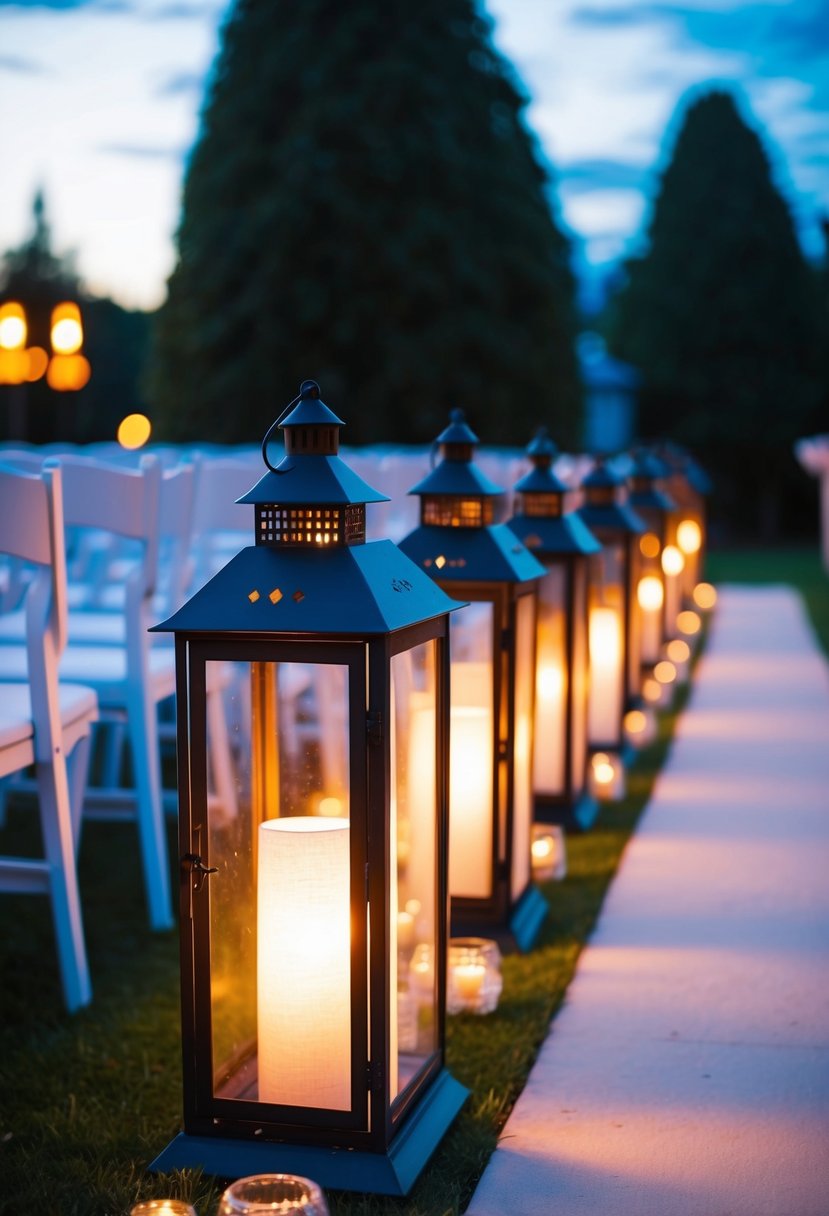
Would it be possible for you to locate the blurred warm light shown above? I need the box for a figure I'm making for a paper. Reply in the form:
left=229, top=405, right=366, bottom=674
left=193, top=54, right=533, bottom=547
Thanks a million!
left=47, top=353, right=91, bottom=391
left=677, top=609, right=701, bottom=636
left=0, top=349, right=29, bottom=384
left=623, top=709, right=647, bottom=735
left=25, top=346, right=48, bottom=382
left=661, top=544, right=685, bottom=577
left=317, top=795, right=343, bottom=818
left=0, top=302, right=27, bottom=350
left=667, top=639, right=690, bottom=664
left=50, top=302, right=83, bottom=354
left=654, top=660, right=677, bottom=685
left=538, top=663, right=564, bottom=700
left=591, top=751, right=615, bottom=785
left=694, top=582, right=717, bottom=610
left=116, top=413, right=152, bottom=449
left=639, top=532, right=660, bottom=559
left=677, top=519, right=702, bottom=554
left=637, top=575, right=664, bottom=612
left=531, top=834, right=554, bottom=862
left=642, top=677, right=662, bottom=703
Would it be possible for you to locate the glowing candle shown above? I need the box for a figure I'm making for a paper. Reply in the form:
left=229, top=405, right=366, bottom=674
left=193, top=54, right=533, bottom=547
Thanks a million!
left=637, top=575, right=664, bottom=664
left=130, top=1203, right=196, bottom=1216
left=453, top=963, right=485, bottom=1002
left=449, top=662, right=493, bottom=899
left=257, top=817, right=350, bottom=1109
left=587, top=606, right=623, bottom=745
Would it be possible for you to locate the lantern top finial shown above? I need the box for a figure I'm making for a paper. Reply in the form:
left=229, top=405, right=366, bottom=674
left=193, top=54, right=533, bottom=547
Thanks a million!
left=514, top=427, right=566, bottom=496
left=407, top=409, right=502, bottom=500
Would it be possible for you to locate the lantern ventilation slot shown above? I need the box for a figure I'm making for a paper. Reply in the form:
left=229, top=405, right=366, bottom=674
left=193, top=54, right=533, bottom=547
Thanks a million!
left=422, top=496, right=493, bottom=528
left=255, top=503, right=366, bottom=547
left=521, top=492, right=562, bottom=518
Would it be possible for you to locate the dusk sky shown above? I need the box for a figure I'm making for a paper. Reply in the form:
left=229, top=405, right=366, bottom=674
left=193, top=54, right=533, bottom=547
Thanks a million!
left=1, top=0, right=827, bottom=313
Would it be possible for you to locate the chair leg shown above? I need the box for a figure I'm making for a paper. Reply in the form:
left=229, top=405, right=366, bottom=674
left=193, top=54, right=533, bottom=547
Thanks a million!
left=35, top=754, right=92, bottom=1012
left=127, top=687, right=173, bottom=931
left=66, top=731, right=93, bottom=853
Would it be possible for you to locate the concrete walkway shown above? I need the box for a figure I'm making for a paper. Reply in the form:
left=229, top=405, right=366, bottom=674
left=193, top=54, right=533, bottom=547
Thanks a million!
left=468, top=586, right=829, bottom=1216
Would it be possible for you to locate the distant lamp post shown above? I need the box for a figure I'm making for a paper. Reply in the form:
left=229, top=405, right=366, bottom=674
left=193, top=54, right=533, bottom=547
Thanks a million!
left=627, top=452, right=678, bottom=672
left=400, top=410, right=547, bottom=950
left=507, top=428, right=602, bottom=830
left=149, top=381, right=467, bottom=1195
left=47, top=301, right=91, bottom=392
left=577, top=457, right=650, bottom=752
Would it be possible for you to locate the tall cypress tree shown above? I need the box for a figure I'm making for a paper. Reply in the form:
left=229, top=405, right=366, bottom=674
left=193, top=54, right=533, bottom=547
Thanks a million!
left=150, top=0, right=580, bottom=446
left=604, top=89, right=820, bottom=537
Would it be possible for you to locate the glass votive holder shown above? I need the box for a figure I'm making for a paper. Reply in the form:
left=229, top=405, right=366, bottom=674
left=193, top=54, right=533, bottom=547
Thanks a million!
left=408, top=941, right=435, bottom=1004
left=530, top=823, right=567, bottom=882
left=589, top=751, right=625, bottom=801
left=218, top=1174, right=329, bottom=1216
left=130, top=1202, right=197, bottom=1216
left=447, top=937, right=502, bottom=1015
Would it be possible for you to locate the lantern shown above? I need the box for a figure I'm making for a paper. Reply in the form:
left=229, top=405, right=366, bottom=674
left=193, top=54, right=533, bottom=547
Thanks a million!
left=149, top=382, right=467, bottom=1195
left=399, top=410, right=547, bottom=950
left=507, top=429, right=601, bottom=829
left=654, top=441, right=712, bottom=607
left=627, top=452, right=678, bottom=670
left=577, top=457, right=648, bottom=762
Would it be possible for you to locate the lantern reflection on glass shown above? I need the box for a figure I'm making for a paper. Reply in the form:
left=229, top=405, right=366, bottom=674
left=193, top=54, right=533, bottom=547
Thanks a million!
left=148, top=381, right=467, bottom=1196
left=508, top=429, right=601, bottom=830
left=400, top=410, right=547, bottom=951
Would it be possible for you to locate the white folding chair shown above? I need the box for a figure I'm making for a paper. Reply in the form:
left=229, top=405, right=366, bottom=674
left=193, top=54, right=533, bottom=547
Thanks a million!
left=0, top=461, right=98, bottom=1011
left=0, top=454, right=173, bottom=930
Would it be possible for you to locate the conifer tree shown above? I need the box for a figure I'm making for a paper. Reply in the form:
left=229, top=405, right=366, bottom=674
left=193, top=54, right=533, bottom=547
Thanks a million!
left=605, top=90, right=820, bottom=537
left=150, top=0, right=581, bottom=447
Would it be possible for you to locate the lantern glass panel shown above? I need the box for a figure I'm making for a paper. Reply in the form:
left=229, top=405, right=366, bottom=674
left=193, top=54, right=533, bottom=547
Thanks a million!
left=448, top=601, right=494, bottom=899
left=587, top=544, right=625, bottom=746
left=204, top=658, right=352, bottom=1113
left=511, top=592, right=534, bottom=900
left=534, top=568, right=567, bottom=796
left=390, top=640, right=439, bottom=1103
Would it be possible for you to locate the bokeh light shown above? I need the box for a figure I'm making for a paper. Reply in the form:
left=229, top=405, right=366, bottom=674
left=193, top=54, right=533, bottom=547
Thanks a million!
left=117, top=412, right=152, bottom=449
left=637, top=575, right=664, bottom=611
left=666, top=639, right=691, bottom=664
left=677, top=519, right=702, bottom=554
left=0, top=302, right=27, bottom=351
left=694, top=582, right=717, bottom=610
left=677, top=609, right=702, bottom=635
left=639, top=533, right=660, bottom=559
left=654, top=660, right=677, bottom=684
left=50, top=302, right=83, bottom=355
left=661, top=544, right=685, bottom=576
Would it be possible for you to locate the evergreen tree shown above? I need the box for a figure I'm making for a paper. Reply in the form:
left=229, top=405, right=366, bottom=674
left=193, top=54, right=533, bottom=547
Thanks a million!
left=604, top=89, right=821, bottom=538
left=150, top=0, right=580, bottom=447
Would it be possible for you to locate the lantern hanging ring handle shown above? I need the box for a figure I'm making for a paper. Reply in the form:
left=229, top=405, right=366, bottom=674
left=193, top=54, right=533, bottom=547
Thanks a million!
left=262, top=379, right=321, bottom=473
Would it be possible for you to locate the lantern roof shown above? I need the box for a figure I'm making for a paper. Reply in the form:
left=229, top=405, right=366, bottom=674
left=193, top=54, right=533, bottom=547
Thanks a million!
left=513, top=427, right=567, bottom=495
left=151, top=540, right=461, bottom=635
left=407, top=408, right=503, bottom=499
left=627, top=449, right=677, bottom=512
left=152, top=379, right=464, bottom=635
left=578, top=457, right=646, bottom=534
left=508, top=511, right=601, bottom=557
left=399, top=522, right=545, bottom=585
left=237, top=381, right=388, bottom=508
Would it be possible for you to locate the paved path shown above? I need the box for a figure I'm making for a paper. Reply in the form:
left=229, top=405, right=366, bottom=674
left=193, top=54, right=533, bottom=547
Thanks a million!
left=467, top=586, right=829, bottom=1216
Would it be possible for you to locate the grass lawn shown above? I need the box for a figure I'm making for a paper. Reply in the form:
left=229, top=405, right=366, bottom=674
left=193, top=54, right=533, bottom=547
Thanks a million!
left=6, top=540, right=826, bottom=1216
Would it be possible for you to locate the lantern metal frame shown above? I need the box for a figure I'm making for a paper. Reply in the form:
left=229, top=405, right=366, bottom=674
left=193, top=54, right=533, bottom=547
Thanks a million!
left=149, top=382, right=467, bottom=1196
left=400, top=410, right=547, bottom=951
left=578, top=457, right=647, bottom=734
left=508, top=429, right=603, bottom=831
left=627, top=451, right=678, bottom=660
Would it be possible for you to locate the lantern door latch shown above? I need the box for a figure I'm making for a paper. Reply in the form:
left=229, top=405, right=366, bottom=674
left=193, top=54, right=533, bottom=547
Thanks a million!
left=182, top=852, right=218, bottom=892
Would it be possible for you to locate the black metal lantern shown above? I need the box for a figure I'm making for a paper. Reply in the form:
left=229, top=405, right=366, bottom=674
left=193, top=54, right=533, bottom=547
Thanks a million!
left=627, top=451, right=679, bottom=671
left=149, top=381, right=467, bottom=1196
left=578, top=457, right=648, bottom=759
left=653, top=441, right=711, bottom=606
left=399, top=410, right=547, bottom=951
left=507, top=429, right=602, bottom=830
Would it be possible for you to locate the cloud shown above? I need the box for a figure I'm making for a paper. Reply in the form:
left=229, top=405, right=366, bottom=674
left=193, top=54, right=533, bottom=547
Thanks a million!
left=558, top=158, right=649, bottom=194
left=145, top=1, right=224, bottom=18
left=98, top=141, right=186, bottom=161
left=0, top=0, right=133, bottom=9
left=0, top=52, right=44, bottom=72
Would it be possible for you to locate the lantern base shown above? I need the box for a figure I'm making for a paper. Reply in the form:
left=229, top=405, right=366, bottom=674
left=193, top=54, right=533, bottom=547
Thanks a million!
left=148, top=1068, right=468, bottom=1198
left=509, top=882, right=549, bottom=952
left=534, top=789, right=599, bottom=833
